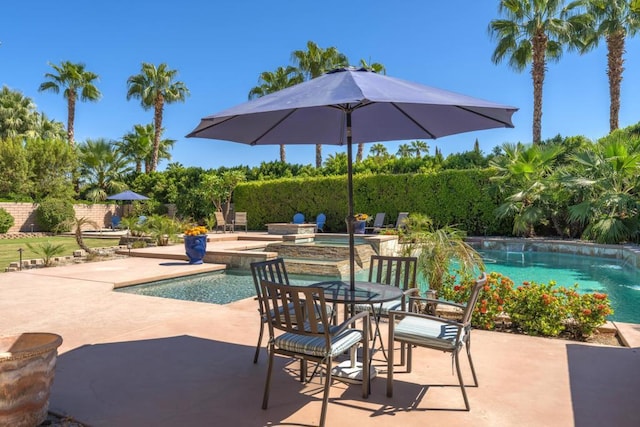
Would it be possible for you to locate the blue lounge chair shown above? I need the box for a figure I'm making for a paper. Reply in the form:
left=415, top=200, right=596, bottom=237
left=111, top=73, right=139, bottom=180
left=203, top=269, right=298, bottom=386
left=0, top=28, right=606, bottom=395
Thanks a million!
left=292, top=212, right=305, bottom=224
left=316, top=213, right=326, bottom=232
left=111, top=215, right=121, bottom=230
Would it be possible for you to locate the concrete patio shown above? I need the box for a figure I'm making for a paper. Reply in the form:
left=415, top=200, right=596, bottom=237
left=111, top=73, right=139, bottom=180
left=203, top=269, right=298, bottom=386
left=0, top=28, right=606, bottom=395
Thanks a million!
left=1, top=237, right=639, bottom=427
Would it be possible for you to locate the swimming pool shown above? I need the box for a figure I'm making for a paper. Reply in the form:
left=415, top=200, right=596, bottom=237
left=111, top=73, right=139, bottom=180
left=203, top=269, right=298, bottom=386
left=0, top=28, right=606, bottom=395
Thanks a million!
left=116, top=251, right=640, bottom=323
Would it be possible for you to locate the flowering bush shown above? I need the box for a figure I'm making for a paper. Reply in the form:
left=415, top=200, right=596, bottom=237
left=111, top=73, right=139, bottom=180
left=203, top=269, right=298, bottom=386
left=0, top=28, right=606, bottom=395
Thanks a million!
left=184, top=225, right=208, bottom=236
left=560, top=287, right=613, bottom=338
left=442, top=271, right=515, bottom=330
left=507, top=281, right=568, bottom=336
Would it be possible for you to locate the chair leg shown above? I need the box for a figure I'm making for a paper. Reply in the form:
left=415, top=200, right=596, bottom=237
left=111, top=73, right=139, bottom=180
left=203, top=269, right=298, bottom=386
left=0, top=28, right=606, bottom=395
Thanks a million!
left=320, top=357, right=332, bottom=427
left=386, top=326, right=395, bottom=397
left=454, top=351, right=470, bottom=411
left=466, top=345, right=479, bottom=387
left=262, top=345, right=275, bottom=409
left=253, top=321, right=264, bottom=364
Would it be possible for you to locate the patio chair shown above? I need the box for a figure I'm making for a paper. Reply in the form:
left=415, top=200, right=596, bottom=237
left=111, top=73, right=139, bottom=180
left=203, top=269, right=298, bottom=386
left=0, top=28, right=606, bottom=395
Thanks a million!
left=234, top=211, right=248, bottom=232
left=110, top=215, right=121, bottom=230
left=365, top=212, right=386, bottom=234
left=393, top=212, right=409, bottom=230
left=315, top=213, right=326, bottom=232
left=292, top=212, right=305, bottom=224
left=386, top=272, right=488, bottom=410
left=260, top=279, right=369, bottom=427
left=214, top=211, right=232, bottom=233
left=355, top=255, right=419, bottom=363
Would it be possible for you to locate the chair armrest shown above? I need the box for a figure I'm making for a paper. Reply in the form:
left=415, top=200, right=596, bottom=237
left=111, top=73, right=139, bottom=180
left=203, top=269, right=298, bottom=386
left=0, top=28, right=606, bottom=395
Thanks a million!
left=332, top=310, right=369, bottom=336
left=409, top=295, right=466, bottom=311
left=388, top=309, right=466, bottom=329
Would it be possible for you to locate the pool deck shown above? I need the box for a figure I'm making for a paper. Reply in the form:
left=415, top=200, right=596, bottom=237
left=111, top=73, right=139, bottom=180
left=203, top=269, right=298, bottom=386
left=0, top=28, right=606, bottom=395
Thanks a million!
left=1, top=233, right=640, bottom=426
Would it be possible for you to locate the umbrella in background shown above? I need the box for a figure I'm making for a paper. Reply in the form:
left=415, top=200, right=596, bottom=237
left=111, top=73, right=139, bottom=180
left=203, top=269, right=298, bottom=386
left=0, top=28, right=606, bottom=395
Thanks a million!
left=188, top=67, right=518, bottom=290
left=106, top=190, right=149, bottom=201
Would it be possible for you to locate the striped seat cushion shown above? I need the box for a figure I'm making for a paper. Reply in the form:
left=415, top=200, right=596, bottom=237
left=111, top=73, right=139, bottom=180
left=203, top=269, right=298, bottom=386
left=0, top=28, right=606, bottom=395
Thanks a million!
left=274, top=329, right=363, bottom=357
left=394, top=316, right=463, bottom=351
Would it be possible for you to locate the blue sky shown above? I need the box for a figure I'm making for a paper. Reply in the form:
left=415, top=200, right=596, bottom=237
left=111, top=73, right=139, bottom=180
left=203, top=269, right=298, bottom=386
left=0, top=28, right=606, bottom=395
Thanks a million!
left=2, top=1, right=640, bottom=170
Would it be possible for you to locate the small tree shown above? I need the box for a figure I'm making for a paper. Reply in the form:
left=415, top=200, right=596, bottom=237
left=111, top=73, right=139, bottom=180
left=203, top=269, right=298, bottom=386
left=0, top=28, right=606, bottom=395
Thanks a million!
left=57, top=216, right=99, bottom=254
left=201, top=170, right=246, bottom=222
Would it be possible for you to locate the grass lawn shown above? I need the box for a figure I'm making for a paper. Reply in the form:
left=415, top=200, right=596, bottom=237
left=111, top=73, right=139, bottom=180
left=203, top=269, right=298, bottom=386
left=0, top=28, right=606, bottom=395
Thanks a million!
left=0, top=236, right=121, bottom=272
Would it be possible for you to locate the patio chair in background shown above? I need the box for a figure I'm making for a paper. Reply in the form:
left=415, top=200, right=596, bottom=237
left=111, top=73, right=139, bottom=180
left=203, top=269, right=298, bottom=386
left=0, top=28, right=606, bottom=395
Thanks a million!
left=386, top=272, right=488, bottom=410
left=365, top=212, right=386, bottom=234
left=260, top=279, right=369, bottom=427
left=110, top=215, right=121, bottom=230
left=292, top=212, right=305, bottom=224
left=315, top=213, right=326, bottom=232
left=392, top=212, right=409, bottom=230
left=234, top=211, right=248, bottom=232
left=214, top=211, right=232, bottom=233
left=355, top=255, right=418, bottom=363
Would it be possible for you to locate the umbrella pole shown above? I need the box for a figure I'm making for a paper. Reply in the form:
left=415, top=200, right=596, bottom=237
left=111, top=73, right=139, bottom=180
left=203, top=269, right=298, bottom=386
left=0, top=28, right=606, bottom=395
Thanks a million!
left=346, top=112, right=356, bottom=292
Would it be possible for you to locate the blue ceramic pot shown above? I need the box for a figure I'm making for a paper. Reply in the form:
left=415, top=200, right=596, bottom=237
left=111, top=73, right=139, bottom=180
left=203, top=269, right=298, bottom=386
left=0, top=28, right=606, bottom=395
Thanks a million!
left=354, top=220, right=366, bottom=234
left=184, top=235, right=207, bottom=264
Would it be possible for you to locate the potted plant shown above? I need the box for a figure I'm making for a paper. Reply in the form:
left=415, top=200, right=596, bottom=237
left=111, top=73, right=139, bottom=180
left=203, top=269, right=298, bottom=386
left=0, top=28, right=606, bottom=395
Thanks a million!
left=354, top=213, right=369, bottom=234
left=183, top=225, right=208, bottom=264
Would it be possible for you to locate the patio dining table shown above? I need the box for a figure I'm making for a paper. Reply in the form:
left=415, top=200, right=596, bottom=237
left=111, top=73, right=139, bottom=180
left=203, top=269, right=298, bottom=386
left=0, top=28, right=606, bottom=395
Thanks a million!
left=308, top=280, right=404, bottom=387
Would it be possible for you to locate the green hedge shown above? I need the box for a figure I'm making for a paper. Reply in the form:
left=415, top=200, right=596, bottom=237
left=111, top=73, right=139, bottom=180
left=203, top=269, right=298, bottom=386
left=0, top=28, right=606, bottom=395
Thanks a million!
left=233, top=169, right=508, bottom=234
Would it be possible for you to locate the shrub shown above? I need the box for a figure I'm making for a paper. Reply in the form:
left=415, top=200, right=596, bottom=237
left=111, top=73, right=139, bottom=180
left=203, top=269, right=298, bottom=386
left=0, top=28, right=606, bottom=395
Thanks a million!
left=507, top=281, right=568, bottom=336
left=442, top=271, right=515, bottom=330
left=36, top=198, right=75, bottom=232
left=0, top=208, right=15, bottom=233
left=26, top=241, right=66, bottom=266
left=561, top=287, right=613, bottom=339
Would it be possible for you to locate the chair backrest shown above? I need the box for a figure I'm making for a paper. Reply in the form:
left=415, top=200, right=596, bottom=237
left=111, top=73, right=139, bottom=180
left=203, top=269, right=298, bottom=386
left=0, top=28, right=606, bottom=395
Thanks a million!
left=214, top=211, right=226, bottom=226
left=461, top=273, right=488, bottom=325
left=316, top=213, right=326, bottom=231
left=111, top=215, right=121, bottom=227
left=372, top=213, right=386, bottom=228
left=250, top=258, right=290, bottom=304
left=260, top=279, right=330, bottom=339
left=368, top=255, right=417, bottom=291
left=292, top=212, right=305, bottom=224
left=395, top=212, right=409, bottom=229
left=235, top=211, right=247, bottom=225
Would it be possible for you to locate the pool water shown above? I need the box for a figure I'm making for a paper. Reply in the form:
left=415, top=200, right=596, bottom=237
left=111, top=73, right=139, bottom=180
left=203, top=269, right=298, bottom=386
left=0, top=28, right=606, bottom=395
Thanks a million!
left=116, top=251, right=640, bottom=323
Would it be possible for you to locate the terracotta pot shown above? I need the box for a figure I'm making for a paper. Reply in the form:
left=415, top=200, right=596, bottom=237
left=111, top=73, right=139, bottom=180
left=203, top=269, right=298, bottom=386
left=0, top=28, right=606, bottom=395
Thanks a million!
left=0, top=332, right=63, bottom=427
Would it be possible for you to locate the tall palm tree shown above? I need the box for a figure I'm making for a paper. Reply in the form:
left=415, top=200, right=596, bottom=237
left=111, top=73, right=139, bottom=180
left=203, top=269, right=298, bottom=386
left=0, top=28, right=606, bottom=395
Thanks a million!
left=248, top=66, right=303, bottom=162
left=117, top=123, right=175, bottom=173
left=38, top=61, right=101, bottom=148
left=126, top=63, right=189, bottom=172
left=580, top=0, right=640, bottom=132
left=489, top=0, right=588, bottom=143
left=355, top=59, right=387, bottom=161
left=397, top=143, right=413, bottom=158
left=369, top=143, right=389, bottom=158
left=291, top=41, right=349, bottom=167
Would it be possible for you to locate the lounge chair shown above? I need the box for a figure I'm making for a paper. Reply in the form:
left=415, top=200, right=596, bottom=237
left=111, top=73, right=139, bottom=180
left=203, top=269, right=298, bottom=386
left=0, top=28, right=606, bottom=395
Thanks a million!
left=292, top=212, right=305, bottom=224
left=214, top=211, right=232, bottom=233
left=315, top=213, right=326, bottom=232
left=260, top=279, right=369, bottom=427
left=386, top=273, right=488, bottom=410
left=393, top=212, right=409, bottom=230
left=233, top=212, right=247, bottom=232
left=110, top=215, right=121, bottom=230
left=365, top=212, right=386, bottom=234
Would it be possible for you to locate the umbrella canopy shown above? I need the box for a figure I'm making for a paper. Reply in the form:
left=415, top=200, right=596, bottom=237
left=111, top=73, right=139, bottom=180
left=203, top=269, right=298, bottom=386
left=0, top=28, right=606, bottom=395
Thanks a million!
left=106, top=190, right=149, bottom=201
left=188, top=67, right=518, bottom=289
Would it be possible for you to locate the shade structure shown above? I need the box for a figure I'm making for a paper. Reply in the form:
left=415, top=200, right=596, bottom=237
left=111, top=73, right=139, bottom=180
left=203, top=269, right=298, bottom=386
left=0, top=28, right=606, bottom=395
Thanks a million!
left=106, top=190, right=149, bottom=201
left=188, top=67, right=518, bottom=290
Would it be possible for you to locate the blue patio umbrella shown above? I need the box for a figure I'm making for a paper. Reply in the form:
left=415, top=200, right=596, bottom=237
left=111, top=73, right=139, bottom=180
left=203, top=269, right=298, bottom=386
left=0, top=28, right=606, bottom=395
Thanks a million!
left=106, top=190, right=149, bottom=201
left=187, top=67, right=518, bottom=290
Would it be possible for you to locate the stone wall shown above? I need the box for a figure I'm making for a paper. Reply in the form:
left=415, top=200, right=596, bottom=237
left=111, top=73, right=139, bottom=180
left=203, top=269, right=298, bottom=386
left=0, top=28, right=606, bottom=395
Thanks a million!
left=0, top=202, right=120, bottom=233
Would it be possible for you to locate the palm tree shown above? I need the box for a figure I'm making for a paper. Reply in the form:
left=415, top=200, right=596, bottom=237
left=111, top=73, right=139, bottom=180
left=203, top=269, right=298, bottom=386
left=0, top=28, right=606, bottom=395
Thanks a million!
left=77, top=138, right=131, bottom=201
left=38, top=61, right=101, bottom=148
left=356, top=59, right=387, bottom=161
left=369, top=143, right=389, bottom=158
left=580, top=0, right=640, bottom=132
left=0, top=86, right=37, bottom=139
left=291, top=41, right=349, bottom=167
left=248, top=66, right=303, bottom=162
left=489, top=0, right=588, bottom=143
left=396, top=143, right=413, bottom=158
left=410, top=140, right=429, bottom=158
left=117, top=123, right=175, bottom=173
left=126, top=63, right=189, bottom=172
